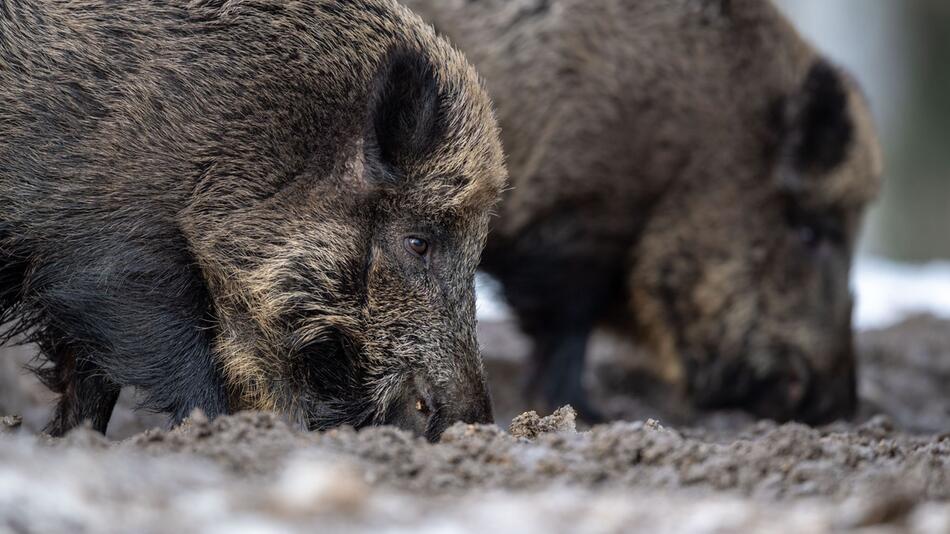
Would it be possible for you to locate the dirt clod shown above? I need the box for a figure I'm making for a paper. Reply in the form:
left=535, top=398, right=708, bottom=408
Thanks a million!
left=509, top=406, right=578, bottom=439
left=0, top=415, right=21, bottom=433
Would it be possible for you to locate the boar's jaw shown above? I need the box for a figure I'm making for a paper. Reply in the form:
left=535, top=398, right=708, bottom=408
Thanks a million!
left=289, top=333, right=376, bottom=432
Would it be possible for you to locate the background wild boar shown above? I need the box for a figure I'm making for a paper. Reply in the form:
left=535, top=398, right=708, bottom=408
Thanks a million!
left=404, top=0, right=882, bottom=423
left=0, top=0, right=505, bottom=440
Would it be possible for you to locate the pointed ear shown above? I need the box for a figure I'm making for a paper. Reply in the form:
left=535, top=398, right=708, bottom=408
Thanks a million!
left=778, top=60, right=855, bottom=184
left=364, top=48, right=446, bottom=175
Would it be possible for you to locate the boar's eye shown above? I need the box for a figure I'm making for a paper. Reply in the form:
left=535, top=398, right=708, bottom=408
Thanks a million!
left=791, top=216, right=844, bottom=251
left=795, top=223, right=822, bottom=249
left=784, top=199, right=844, bottom=251
left=404, top=236, right=430, bottom=258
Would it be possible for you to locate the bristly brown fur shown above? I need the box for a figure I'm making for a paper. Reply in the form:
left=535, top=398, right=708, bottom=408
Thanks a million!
left=404, top=0, right=882, bottom=423
left=0, top=0, right=505, bottom=439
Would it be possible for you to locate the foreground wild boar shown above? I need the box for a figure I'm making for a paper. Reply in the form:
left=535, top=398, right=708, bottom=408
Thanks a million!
left=0, top=0, right=505, bottom=440
left=405, top=0, right=882, bottom=423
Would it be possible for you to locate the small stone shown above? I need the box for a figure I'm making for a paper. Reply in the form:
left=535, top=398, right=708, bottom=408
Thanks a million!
left=646, top=418, right=665, bottom=431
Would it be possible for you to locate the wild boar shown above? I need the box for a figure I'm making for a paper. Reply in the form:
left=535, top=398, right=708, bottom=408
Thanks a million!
left=0, top=0, right=506, bottom=440
left=404, top=0, right=881, bottom=423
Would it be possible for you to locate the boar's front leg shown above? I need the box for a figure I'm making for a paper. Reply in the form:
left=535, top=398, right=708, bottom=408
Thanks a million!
left=24, top=239, right=230, bottom=435
left=40, top=339, right=120, bottom=436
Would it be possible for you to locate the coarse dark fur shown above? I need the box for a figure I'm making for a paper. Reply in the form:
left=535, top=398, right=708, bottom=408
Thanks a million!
left=403, top=0, right=882, bottom=423
left=0, top=0, right=506, bottom=440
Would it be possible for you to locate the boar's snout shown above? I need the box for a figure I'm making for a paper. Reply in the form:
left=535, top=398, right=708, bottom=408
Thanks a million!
left=746, top=352, right=857, bottom=424
left=386, top=370, right=494, bottom=442
left=691, top=347, right=857, bottom=425
left=756, top=354, right=857, bottom=425
left=425, top=380, right=494, bottom=442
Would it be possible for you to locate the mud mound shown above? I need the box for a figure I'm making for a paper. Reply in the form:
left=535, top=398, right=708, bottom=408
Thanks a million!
left=1, top=410, right=949, bottom=533
left=1, top=316, right=949, bottom=532
left=83, top=410, right=945, bottom=500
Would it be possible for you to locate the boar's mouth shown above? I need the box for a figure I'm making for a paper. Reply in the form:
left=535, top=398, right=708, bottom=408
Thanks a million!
left=292, top=333, right=377, bottom=432
left=686, top=346, right=857, bottom=424
left=289, top=326, right=493, bottom=438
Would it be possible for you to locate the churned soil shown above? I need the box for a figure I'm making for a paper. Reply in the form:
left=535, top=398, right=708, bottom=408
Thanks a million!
left=1, top=316, right=948, bottom=533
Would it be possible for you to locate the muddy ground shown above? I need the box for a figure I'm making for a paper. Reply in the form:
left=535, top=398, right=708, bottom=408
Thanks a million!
left=1, top=316, right=949, bottom=533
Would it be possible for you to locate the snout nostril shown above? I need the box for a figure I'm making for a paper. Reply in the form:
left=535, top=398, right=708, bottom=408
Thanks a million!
left=786, top=374, right=805, bottom=405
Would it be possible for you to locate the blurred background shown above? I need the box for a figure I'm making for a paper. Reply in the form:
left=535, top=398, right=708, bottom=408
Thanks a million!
left=770, top=0, right=950, bottom=327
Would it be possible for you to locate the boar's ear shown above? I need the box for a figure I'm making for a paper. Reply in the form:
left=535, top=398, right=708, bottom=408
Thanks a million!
left=364, top=48, right=446, bottom=178
left=777, top=60, right=855, bottom=186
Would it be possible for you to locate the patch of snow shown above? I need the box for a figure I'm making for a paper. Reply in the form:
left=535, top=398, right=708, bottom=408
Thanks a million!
left=475, top=273, right=512, bottom=322
left=852, top=256, right=950, bottom=330
left=475, top=256, right=950, bottom=331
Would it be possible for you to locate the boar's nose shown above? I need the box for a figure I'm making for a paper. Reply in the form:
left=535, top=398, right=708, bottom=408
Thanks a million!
left=424, top=380, right=495, bottom=442
left=747, top=350, right=857, bottom=424
left=388, top=375, right=494, bottom=442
